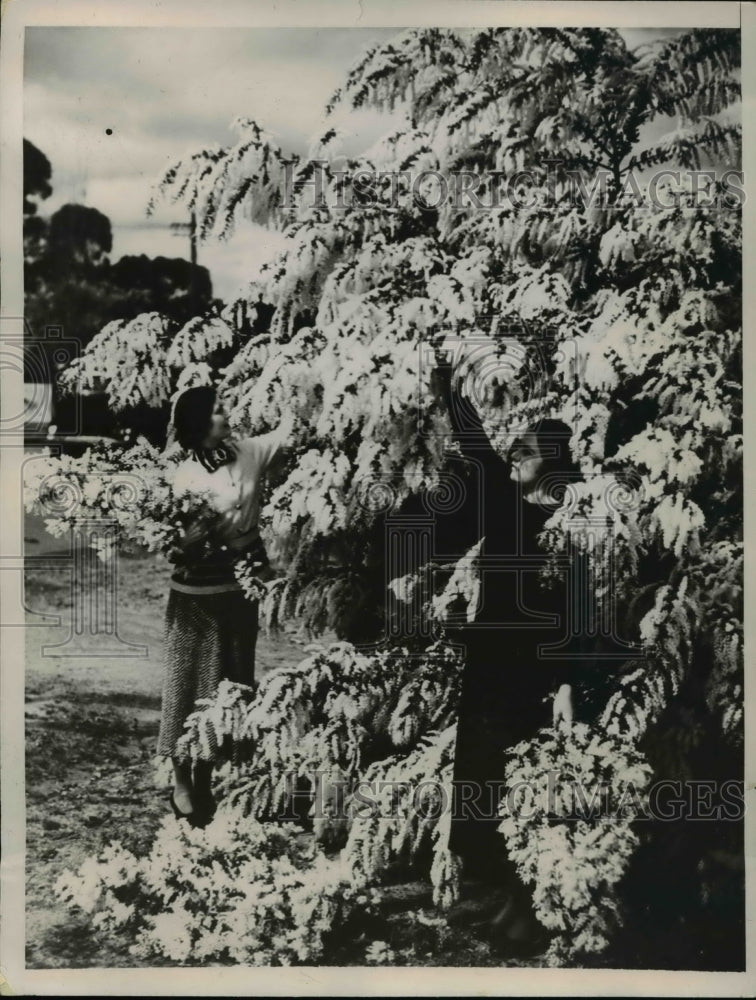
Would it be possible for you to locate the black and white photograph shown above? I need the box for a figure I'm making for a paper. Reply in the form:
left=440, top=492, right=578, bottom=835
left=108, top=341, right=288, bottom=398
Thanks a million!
left=1, top=0, right=753, bottom=994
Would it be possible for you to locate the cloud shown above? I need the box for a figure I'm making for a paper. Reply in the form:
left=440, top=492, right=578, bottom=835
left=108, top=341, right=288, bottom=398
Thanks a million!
left=199, top=222, right=289, bottom=301
left=24, top=27, right=399, bottom=151
left=24, top=26, right=403, bottom=296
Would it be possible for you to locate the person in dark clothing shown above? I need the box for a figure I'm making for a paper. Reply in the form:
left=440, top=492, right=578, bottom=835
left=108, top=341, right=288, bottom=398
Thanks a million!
left=432, top=361, right=588, bottom=950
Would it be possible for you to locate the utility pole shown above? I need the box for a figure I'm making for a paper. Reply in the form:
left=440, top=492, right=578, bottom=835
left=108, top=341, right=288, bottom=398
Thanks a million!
left=170, top=211, right=199, bottom=313
left=170, top=213, right=198, bottom=267
left=189, top=209, right=197, bottom=267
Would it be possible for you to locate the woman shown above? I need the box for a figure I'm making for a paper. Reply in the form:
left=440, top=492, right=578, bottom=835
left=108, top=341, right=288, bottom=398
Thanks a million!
left=158, top=384, right=289, bottom=826
left=433, top=362, right=585, bottom=952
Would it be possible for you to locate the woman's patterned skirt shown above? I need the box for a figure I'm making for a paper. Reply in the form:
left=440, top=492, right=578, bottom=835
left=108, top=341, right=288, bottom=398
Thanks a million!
left=157, top=588, right=259, bottom=758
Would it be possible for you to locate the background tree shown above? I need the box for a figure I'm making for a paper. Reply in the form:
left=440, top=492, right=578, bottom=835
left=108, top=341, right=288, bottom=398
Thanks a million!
left=23, top=143, right=215, bottom=439
left=23, top=138, right=52, bottom=216
left=47, top=203, right=113, bottom=270
left=23, top=140, right=53, bottom=299
left=110, top=254, right=216, bottom=325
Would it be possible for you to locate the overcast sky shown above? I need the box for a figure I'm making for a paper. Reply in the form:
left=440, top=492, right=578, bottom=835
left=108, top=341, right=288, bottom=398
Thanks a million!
left=24, top=27, right=406, bottom=299
left=24, top=26, right=682, bottom=301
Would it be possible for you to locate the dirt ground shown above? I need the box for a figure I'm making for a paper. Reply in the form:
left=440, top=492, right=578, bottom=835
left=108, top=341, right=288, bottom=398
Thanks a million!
left=23, top=516, right=521, bottom=969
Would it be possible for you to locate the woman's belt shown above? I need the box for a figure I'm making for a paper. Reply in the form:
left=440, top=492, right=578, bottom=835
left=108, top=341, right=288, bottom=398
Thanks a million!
left=170, top=535, right=269, bottom=592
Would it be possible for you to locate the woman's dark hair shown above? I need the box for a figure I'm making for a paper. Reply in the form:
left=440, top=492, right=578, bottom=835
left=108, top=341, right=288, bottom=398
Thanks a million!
left=511, top=417, right=581, bottom=503
left=171, top=385, right=216, bottom=451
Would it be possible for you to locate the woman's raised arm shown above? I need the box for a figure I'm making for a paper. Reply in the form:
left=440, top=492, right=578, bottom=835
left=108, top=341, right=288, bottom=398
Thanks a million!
left=238, top=412, right=296, bottom=475
left=431, top=359, right=507, bottom=471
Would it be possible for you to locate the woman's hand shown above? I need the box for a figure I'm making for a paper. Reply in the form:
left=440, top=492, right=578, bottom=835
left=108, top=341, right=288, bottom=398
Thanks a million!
left=553, top=683, right=574, bottom=730
left=178, top=519, right=209, bottom=550
left=277, top=411, right=297, bottom=448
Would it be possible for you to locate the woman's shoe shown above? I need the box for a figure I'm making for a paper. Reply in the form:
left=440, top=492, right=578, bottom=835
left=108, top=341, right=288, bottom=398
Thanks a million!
left=475, top=908, right=549, bottom=960
left=170, top=790, right=199, bottom=827
left=192, top=792, right=217, bottom=828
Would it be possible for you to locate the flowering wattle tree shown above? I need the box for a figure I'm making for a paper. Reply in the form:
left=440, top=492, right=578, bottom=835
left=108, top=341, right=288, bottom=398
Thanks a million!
left=43, top=28, right=742, bottom=967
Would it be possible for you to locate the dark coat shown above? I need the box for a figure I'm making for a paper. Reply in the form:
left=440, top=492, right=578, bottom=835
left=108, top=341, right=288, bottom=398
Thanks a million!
left=431, top=368, right=596, bottom=865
